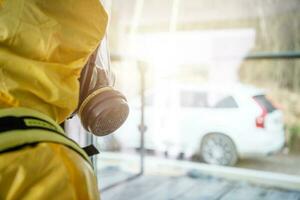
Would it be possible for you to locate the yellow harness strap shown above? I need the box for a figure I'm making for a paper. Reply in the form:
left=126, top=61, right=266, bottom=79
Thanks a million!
left=0, top=107, right=91, bottom=165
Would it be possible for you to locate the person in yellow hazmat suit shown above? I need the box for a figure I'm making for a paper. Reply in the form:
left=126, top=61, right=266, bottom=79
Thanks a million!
left=0, top=0, right=129, bottom=199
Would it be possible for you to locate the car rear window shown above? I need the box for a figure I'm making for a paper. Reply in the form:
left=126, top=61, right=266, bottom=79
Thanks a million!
left=253, top=95, right=277, bottom=113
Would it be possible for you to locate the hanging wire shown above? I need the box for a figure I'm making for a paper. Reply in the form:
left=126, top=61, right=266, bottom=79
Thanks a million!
left=97, top=0, right=114, bottom=85
left=169, top=0, right=181, bottom=32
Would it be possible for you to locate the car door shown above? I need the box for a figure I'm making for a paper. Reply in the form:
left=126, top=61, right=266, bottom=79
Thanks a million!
left=178, top=89, right=211, bottom=154
left=207, top=93, right=243, bottom=140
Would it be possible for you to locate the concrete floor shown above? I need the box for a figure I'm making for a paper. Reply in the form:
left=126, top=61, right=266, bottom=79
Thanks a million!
left=96, top=152, right=300, bottom=199
left=99, top=167, right=300, bottom=200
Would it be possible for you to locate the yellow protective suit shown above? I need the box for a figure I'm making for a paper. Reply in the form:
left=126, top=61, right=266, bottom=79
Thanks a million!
left=0, top=142, right=99, bottom=200
left=0, top=0, right=107, bottom=123
left=0, top=0, right=108, bottom=199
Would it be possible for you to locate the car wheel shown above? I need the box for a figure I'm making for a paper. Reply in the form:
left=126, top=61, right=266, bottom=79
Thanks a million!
left=200, top=133, right=238, bottom=166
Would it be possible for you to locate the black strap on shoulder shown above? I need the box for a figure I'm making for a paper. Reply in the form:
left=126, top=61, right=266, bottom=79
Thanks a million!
left=82, top=145, right=99, bottom=156
left=0, top=116, right=61, bottom=134
left=0, top=116, right=100, bottom=157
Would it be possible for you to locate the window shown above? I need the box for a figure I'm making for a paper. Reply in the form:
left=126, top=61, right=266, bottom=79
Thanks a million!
left=214, top=96, right=238, bottom=108
left=93, top=0, right=300, bottom=197
left=253, top=95, right=276, bottom=113
left=180, top=91, right=208, bottom=107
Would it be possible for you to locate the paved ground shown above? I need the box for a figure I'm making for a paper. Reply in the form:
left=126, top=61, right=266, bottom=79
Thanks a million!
left=99, top=167, right=300, bottom=200
left=236, top=152, right=300, bottom=176
left=188, top=148, right=300, bottom=176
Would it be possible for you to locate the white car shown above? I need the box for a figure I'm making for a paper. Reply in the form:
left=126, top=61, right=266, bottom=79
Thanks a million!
left=113, top=84, right=285, bottom=166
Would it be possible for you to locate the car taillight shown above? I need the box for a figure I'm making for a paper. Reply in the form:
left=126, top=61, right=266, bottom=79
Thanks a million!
left=255, top=113, right=266, bottom=128
left=253, top=97, right=267, bottom=129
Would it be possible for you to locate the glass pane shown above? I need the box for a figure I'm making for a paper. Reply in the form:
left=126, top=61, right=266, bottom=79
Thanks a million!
left=92, top=0, right=300, bottom=199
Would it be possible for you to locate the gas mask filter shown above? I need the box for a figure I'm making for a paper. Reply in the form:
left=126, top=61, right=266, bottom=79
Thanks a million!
left=77, top=48, right=129, bottom=136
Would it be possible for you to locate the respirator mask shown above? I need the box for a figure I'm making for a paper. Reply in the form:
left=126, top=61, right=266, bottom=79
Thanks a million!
left=76, top=44, right=129, bottom=137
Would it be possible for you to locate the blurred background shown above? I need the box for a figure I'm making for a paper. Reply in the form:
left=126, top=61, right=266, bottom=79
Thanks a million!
left=66, top=0, right=300, bottom=198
